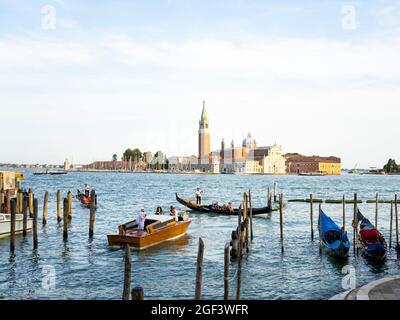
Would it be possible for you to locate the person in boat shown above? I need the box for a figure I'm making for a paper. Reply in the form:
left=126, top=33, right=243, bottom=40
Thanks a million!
left=155, top=207, right=163, bottom=215
left=195, top=188, right=203, bottom=205
left=84, top=184, right=90, bottom=197
left=137, top=208, right=146, bottom=230
left=226, top=202, right=234, bottom=213
left=170, top=206, right=182, bottom=222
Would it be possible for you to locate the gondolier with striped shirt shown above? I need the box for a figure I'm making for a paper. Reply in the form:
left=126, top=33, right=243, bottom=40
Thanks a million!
left=195, top=188, right=203, bottom=205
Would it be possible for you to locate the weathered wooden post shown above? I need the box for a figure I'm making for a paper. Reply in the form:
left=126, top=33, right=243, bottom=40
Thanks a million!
left=33, top=198, right=38, bottom=249
left=342, top=195, right=346, bottom=230
left=43, top=191, right=49, bottom=226
left=236, top=227, right=243, bottom=300
left=280, top=193, right=284, bottom=254
left=18, top=189, right=23, bottom=213
left=249, top=190, right=254, bottom=241
left=353, top=193, right=358, bottom=255
left=389, top=200, right=394, bottom=249
left=224, top=242, right=230, bottom=300
left=310, top=194, right=314, bottom=241
left=63, top=198, right=68, bottom=241
left=6, top=193, right=11, bottom=214
left=23, top=195, right=28, bottom=237
left=89, top=190, right=96, bottom=237
left=274, top=183, right=277, bottom=203
left=0, top=188, right=4, bottom=212
left=57, top=190, right=62, bottom=223
left=375, top=193, right=379, bottom=228
left=122, top=244, right=131, bottom=300
left=395, top=194, right=399, bottom=252
left=28, top=189, right=33, bottom=217
left=195, top=238, right=205, bottom=300
left=318, top=204, right=322, bottom=254
left=10, top=199, right=16, bottom=253
left=132, top=287, right=144, bottom=300
left=67, top=191, right=73, bottom=221
left=243, top=193, right=249, bottom=252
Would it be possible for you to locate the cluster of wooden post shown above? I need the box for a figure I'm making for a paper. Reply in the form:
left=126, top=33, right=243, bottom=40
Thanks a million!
left=7, top=189, right=97, bottom=252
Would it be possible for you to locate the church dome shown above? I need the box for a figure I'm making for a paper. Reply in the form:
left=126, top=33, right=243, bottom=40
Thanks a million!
left=242, top=132, right=256, bottom=149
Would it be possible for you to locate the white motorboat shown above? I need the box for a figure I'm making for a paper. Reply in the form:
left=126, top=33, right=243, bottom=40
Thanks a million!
left=0, top=213, right=33, bottom=238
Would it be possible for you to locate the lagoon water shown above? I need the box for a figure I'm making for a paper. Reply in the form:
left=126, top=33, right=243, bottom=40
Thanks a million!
left=1, top=170, right=399, bottom=300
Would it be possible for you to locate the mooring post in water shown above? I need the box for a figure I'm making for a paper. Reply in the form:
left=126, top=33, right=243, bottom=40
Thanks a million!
left=274, top=183, right=277, bottom=203
left=23, top=195, right=28, bottom=237
left=33, top=198, right=38, bottom=249
left=122, top=244, right=131, bottom=300
left=10, top=199, right=16, bottom=253
left=18, top=189, right=23, bottom=213
left=310, top=194, right=314, bottom=241
left=57, top=190, right=62, bottom=223
left=43, top=191, right=48, bottom=226
left=0, top=188, right=4, bottom=212
left=375, top=193, right=379, bottom=228
left=6, top=193, right=11, bottom=214
left=395, top=194, right=399, bottom=252
left=236, top=228, right=243, bottom=300
left=389, top=200, right=393, bottom=249
left=132, top=287, right=144, bottom=300
left=243, top=193, right=249, bottom=252
left=28, top=189, right=33, bottom=217
left=67, top=191, right=73, bottom=221
left=89, top=190, right=96, bottom=237
left=342, top=195, right=346, bottom=231
left=224, top=242, right=230, bottom=300
left=249, top=190, right=253, bottom=241
left=63, top=198, right=68, bottom=241
left=279, top=193, right=284, bottom=254
left=195, top=238, right=205, bottom=300
left=318, top=204, right=322, bottom=254
left=353, top=193, right=358, bottom=255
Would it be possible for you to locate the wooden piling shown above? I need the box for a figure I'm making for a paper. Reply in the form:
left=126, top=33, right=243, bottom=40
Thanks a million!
left=274, top=183, right=277, bottom=203
left=389, top=200, right=393, bottom=249
left=224, top=242, right=230, bottom=300
left=43, top=191, right=49, bottom=226
left=0, top=189, right=4, bottom=212
left=132, top=287, right=144, bottom=300
left=6, top=194, right=11, bottom=214
left=243, top=193, right=249, bottom=252
left=375, top=193, right=379, bottom=228
left=23, top=195, right=28, bottom=237
left=10, top=199, right=16, bottom=252
left=57, top=190, right=62, bottom=223
left=122, top=244, right=131, bottom=300
left=318, top=204, right=322, bottom=254
left=33, top=198, right=38, bottom=249
left=353, top=193, right=358, bottom=255
left=279, top=193, right=284, bottom=254
left=249, top=190, right=253, bottom=241
left=89, top=190, right=96, bottom=237
left=395, top=194, right=399, bottom=251
left=236, top=228, right=243, bottom=300
left=18, top=189, right=23, bottom=213
left=67, top=191, right=73, bottom=221
left=342, top=195, right=346, bottom=230
left=195, top=238, right=205, bottom=300
left=28, top=189, right=33, bottom=217
left=310, top=194, right=314, bottom=241
left=63, top=198, right=68, bottom=241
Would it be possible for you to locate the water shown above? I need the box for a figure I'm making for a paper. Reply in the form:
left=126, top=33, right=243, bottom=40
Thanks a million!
left=1, top=170, right=399, bottom=300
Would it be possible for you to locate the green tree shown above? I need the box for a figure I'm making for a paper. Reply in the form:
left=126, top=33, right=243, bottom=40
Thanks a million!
left=132, top=148, right=142, bottom=162
left=122, top=148, right=142, bottom=162
left=384, top=158, right=399, bottom=173
left=112, top=154, right=118, bottom=161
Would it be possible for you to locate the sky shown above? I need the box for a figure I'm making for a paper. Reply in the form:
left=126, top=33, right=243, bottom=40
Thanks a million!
left=0, top=0, right=399, bottom=168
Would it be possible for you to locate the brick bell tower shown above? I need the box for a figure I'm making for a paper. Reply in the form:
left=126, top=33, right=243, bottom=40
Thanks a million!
left=198, top=101, right=210, bottom=164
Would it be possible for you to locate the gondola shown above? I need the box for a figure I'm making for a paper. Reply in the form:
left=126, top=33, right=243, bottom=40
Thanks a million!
left=176, top=194, right=272, bottom=215
left=318, top=210, right=350, bottom=258
left=77, top=190, right=96, bottom=209
left=357, top=209, right=387, bottom=261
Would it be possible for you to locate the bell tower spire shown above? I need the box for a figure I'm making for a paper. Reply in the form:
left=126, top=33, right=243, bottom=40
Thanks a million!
left=198, top=101, right=210, bottom=164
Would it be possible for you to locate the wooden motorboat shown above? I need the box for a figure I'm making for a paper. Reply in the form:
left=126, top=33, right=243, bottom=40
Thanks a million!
left=107, top=215, right=192, bottom=250
left=48, top=170, right=68, bottom=175
left=176, top=193, right=272, bottom=215
left=318, top=210, right=350, bottom=258
left=0, top=213, right=33, bottom=239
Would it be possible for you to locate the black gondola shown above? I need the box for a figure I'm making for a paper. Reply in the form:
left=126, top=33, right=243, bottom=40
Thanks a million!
left=176, top=193, right=272, bottom=215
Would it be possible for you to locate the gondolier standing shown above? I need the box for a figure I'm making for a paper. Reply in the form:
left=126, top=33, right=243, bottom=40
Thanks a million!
left=84, top=184, right=90, bottom=197
left=195, top=188, right=203, bottom=205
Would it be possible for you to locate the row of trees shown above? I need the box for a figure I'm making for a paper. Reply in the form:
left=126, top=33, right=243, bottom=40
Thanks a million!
left=112, top=149, right=167, bottom=164
left=383, top=158, right=399, bottom=173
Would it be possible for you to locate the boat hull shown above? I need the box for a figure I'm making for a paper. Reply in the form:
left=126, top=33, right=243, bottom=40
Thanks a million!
left=107, top=220, right=192, bottom=250
left=321, top=241, right=350, bottom=259
left=176, top=194, right=271, bottom=215
left=0, top=214, right=33, bottom=239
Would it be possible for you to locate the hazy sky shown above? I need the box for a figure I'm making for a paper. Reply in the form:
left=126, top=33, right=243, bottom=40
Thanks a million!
left=0, top=0, right=399, bottom=168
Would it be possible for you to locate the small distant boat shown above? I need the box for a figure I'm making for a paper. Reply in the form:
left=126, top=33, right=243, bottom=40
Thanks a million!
left=0, top=213, right=33, bottom=238
left=48, top=170, right=68, bottom=175
left=76, top=190, right=96, bottom=208
left=299, top=172, right=326, bottom=176
left=107, top=215, right=192, bottom=250
left=176, top=194, right=272, bottom=215
left=357, top=210, right=387, bottom=261
left=318, top=210, right=350, bottom=258
left=33, top=170, right=48, bottom=175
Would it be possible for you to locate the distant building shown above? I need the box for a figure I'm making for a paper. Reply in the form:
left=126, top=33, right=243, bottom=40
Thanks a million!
left=285, top=153, right=341, bottom=175
left=168, top=156, right=198, bottom=171
left=198, top=101, right=211, bottom=165
left=64, top=158, right=72, bottom=171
